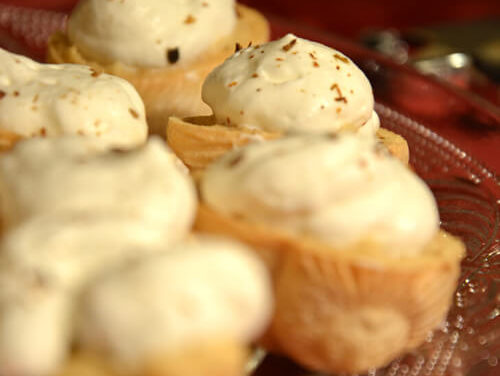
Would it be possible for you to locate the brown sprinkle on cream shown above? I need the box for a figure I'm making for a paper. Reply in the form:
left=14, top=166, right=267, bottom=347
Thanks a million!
left=166, top=48, right=180, bottom=64
left=228, top=152, right=244, bottom=167
left=334, top=53, right=349, bottom=63
left=90, top=68, right=102, bottom=77
left=228, top=81, right=238, bottom=87
left=309, top=52, right=317, bottom=60
left=0, top=90, right=5, bottom=99
left=129, top=108, right=139, bottom=118
left=276, top=57, right=284, bottom=61
left=313, top=61, right=320, bottom=68
left=330, top=83, right=347, bottom=103
left=13, top=91, right=19, bottom=97
left=336, top=108, right=342, bottom=114
left=226, top=117, right=231, bottom=124
left=40, top=128, right=46, bottom=137
left=202, top=1, right=209, bottom=6
left=249, top=54, right=255, bottom=59
left=33, top=94, right=39, bottom=103
left=251, top=73, right=259, bottom=78
left=184, top=14, right=196, bottom=24
left=235, top=43, right=242, bottom=52
left=256, top=88, right=262, bottom=92
left=281, top=38, right=297, bottom=52
left=327, top=132, right=338, bottom=140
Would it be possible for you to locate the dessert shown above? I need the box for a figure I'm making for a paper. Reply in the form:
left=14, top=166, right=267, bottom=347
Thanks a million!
left=167, top=34, right=409, bottom=171
left=195, top=134, right=464, bottom=373
left=47, top=0, right=270, bottom=135
left=0, top=137, right=272, bottom=376
left=0, top=48, right=147, bottom=152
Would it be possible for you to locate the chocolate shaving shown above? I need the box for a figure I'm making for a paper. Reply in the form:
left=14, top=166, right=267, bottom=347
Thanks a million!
left=333, top=53, right=349, bottom=63
left=309, top=52, right=317, bottom=60
left=90, top=68, right=101, bottom=77
left=281, top=38, right=297, bottom=52
left=166, top=48, right=180, bottom=64
left=247, top=41, right=253, bottom=47
left=235, top=42, right=242, bottom=52
left=0, top=90, right=5, bottom=99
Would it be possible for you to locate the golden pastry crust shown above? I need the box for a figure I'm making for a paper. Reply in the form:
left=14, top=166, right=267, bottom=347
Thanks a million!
left=194, top=204, right=464, bottom=374
left=56, top=340, right=247, bottom=376
left=47, top=5, right=270, bottom=135
left=167, top=116, right=410, bottom=171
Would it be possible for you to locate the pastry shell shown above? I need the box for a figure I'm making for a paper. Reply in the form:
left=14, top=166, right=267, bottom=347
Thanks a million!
left=166, top=116, right=410, bottom=172
left=194, top=204, right=464, bottom=374
left=46, top=5, right=270, bottom=136
left=55, top=339, right=247, bottom=376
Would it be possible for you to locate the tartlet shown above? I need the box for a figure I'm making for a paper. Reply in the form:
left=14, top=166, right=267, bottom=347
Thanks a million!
left=47, top=0, right=270, bottom=135
left=167, top=34, right=409, bottom=171
left=0, top=137, right=272, bottom=376
left=194, top=134, right=464, bottom=374
left=0, top=47, right=148, bottom=153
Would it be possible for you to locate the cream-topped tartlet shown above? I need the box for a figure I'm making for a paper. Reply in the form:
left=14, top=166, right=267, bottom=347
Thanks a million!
left=167, top=34, right=408, bottom=170
left=0, top=48, right=147, bottom=151
left=202, top=34, right=379, bottom=136
left=0, top=137, right=272, bottom=376
left=47, top=0, right=270, bottom=134
left=195, top=134, right=464, bottom=374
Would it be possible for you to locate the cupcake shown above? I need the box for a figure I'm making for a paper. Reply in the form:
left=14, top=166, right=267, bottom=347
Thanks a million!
left=0, top=48, right=147, bottom=152
left=0, top=137, right=272, bottom=376
left=167, top=34, right=409, bottom=171
left=195, top=134, right=464, bottom=374
left=47, top=0, right=270, bottom=135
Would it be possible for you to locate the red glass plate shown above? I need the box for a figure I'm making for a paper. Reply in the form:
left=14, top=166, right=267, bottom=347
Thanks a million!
left=0, top=4, right=498, bottom=376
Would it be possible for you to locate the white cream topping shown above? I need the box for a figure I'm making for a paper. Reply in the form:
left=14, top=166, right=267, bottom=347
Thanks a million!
left=0, top=137, right=198, bottom=376
left=78, top=237, right=273, bottom=373
left=0, top=48, right=147, bottom=149
left=0, top=137, right=195, bottom=233
left=201, top=135, right=439, bottom=255
left=67, top=0, right=237, bottom=68
left=202, top=34, right=379, bottom=135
